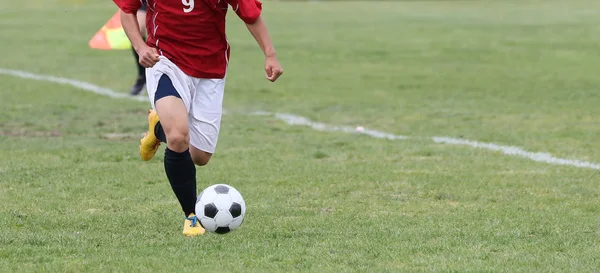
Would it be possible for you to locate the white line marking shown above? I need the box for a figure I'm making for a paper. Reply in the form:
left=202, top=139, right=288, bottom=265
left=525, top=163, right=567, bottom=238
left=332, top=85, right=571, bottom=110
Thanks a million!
left=271, top=112, right=408, bottom=140
left=2, top=68, right=598, bottom=170
left=256, top=114, right=599, bottom=170
left=0, top=68, right=147, bottom=102
left=432, top=137, right=600, bottom=170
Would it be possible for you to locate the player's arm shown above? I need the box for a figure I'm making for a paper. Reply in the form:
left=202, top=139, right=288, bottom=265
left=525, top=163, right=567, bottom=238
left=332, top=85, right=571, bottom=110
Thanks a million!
left=113, top=0, right=159, bottom=67
left=233, top=0, right=283, bottom=82
left=245, top=16, right=276, bottom=59
left=245, top=16, right=283, bottom=82
left=120, top=11, right=145, bottom=50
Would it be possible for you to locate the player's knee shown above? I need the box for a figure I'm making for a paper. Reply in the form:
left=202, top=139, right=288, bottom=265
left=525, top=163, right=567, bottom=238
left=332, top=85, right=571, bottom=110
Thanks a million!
left=166, top=132, right=189, bottom=152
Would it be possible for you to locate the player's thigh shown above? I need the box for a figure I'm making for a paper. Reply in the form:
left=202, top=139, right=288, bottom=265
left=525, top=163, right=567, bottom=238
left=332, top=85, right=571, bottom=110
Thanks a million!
left=146, top=57, right=194, bottom=109
left=154, top=76, right=189, bottom=146
left=146, top=60, right=194, bottom=144
left=188, top=78, right=225, bottom=156
left=156, top=97, right=188, bottom=137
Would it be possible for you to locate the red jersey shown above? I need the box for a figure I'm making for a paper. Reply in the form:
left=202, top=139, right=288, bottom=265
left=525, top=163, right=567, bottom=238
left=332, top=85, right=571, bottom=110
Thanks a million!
left=114, top=0, right=262, bottom=79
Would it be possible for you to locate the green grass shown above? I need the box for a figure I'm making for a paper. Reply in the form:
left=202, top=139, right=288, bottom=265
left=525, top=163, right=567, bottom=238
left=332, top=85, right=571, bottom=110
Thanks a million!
left=2, top=0, right=600, bottom=272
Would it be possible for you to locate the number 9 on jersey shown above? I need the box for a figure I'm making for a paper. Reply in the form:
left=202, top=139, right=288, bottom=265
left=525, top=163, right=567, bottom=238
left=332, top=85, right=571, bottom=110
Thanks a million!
left=182, top=0, right=194, bottom=12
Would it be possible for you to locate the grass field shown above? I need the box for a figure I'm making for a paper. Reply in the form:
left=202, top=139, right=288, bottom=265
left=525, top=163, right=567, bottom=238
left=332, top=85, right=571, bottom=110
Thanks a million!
left=2, top=0, right=600, bottom=272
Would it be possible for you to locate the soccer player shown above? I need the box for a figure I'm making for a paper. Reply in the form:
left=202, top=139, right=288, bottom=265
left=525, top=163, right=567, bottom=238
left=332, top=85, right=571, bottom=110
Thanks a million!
left=113, top=0, right=283, bottom=236
left=129, top=3, right=147, bottom=95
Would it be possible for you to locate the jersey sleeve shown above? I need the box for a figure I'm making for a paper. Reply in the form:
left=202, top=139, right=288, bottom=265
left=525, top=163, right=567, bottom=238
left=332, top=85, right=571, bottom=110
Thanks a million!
left=228, top=0, right=262, bottom=24
left=113, top=0, right=142, bottom=14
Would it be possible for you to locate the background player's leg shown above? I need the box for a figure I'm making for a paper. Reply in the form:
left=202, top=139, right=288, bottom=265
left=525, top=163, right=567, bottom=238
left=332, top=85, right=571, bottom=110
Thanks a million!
left=130, top=9, right=147, bottom=96
left=130, top=48, right=145, bottom=93
left=154, top=75, right=197, bottom=217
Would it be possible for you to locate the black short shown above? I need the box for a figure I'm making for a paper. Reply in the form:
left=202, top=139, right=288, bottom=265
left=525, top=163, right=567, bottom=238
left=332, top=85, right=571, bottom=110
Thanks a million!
left=140, top=3, right=147, bottom=12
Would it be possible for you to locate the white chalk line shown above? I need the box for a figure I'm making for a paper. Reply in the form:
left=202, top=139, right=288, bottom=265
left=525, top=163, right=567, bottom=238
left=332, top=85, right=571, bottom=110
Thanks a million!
left=0, top=68, right=147, bottom=102
left=2, top=68, right=599, bottom=171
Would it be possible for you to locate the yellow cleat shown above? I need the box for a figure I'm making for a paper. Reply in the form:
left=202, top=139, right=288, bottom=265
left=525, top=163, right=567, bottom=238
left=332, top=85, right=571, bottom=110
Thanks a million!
left=183, top=213, right=205, bottom=237
left=139, top=109, right=161, bottom=161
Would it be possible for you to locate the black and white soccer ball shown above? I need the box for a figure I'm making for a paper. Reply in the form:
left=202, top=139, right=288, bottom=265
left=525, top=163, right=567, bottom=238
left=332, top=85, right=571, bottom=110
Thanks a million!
left=195, top=184, right=246, bottom=234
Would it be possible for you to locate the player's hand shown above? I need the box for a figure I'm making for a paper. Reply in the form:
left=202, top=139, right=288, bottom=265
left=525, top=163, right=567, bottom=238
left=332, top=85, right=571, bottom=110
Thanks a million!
left=265, top=55, right=283, bottom=82
left=137, top=45, right=160, bottom=68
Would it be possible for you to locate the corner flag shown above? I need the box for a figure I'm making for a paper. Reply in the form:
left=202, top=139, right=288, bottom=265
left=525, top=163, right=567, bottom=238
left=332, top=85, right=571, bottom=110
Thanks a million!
left=89, top=10, right=132, bottom=50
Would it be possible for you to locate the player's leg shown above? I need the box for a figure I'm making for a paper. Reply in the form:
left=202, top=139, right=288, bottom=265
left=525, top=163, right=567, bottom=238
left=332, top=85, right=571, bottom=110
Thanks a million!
left=188, top=78, right=225, bottom=167
left=142, top=59, right=205, bottom=236
left=130, top=8, right=147, bottom=95
left=190, top=148, right=212, bottom=166
left=154, top=75, right=204, bottom=237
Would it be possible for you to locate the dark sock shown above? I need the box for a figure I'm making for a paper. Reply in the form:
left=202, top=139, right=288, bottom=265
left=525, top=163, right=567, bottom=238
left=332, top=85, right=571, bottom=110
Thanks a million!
left=131, top=47, right=145, bottom=78
left=154, top=121, right=167, bottom=143
left=164, top=148, right=197, bottom=216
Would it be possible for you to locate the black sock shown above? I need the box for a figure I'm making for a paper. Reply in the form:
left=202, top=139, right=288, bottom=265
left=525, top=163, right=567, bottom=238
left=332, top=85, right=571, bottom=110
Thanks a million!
left=131, top=46, right=145, bottom=78
left=154, top=121, right=167, bottom=143
left=164, top=148, right=197, bottom=217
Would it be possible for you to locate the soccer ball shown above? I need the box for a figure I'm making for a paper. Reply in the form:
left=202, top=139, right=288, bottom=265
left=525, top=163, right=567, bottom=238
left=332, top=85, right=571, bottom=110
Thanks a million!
left=195, top=184, right=246, bottom=234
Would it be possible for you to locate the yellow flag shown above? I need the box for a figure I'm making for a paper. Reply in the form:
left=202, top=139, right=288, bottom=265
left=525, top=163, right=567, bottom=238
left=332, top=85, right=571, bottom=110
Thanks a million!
left=89, top=11, right=132, bottom=50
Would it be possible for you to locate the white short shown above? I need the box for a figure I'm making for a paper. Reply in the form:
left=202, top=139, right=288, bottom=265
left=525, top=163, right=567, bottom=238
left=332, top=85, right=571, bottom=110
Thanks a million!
left=145, top=56, right=225, bottom=154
